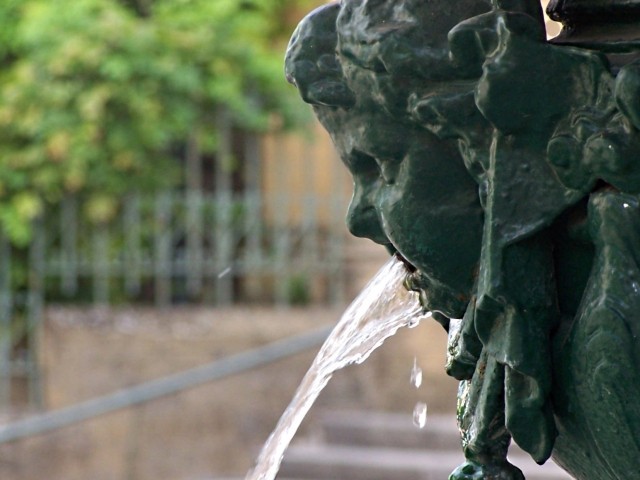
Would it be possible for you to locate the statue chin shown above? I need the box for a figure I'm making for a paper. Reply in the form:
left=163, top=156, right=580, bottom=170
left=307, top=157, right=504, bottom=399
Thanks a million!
left=449, top=460, right=525, bottom=480
left=404, top=269, right=469, bottom=321
left=396, top=252, right=470, bottom=321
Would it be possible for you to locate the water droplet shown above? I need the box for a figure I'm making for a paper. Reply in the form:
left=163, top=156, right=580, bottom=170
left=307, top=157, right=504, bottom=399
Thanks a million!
left=410, top=357, right=422, bottom=389
left=413, top=402, right=428, bottom=429
left=218, top=266, right=232, bottom=278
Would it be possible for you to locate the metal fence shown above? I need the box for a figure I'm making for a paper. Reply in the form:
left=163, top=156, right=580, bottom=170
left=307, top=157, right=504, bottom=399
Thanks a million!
left=0, top=123, right=352, bottom=409
left=36, top=191, right=347, bottom=306
left=0, top=324, right=333, bottom=444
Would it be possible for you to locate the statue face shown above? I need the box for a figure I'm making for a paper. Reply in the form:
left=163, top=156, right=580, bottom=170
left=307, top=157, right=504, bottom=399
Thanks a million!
left=315, top=95, right=483, bottom=318
left=284, top=1, right=488, bottom=318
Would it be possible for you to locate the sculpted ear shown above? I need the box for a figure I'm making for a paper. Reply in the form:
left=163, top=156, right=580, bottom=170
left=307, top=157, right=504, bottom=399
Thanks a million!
left=448, top=3, right=545, bottom=78
left=492, top=0, right=544, bottom=24
left=448, top=13, right=499, bottom=78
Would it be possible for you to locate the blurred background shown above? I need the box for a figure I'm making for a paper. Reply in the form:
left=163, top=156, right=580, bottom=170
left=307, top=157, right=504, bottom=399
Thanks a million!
left=0, top=1, right=561, bottom=479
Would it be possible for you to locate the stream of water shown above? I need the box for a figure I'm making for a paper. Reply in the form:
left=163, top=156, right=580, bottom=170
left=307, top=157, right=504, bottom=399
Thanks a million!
left=245, top=255, right=429, bottom=480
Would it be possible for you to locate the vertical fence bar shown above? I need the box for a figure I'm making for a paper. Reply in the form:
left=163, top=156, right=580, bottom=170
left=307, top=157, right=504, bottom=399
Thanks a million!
left=273, top=196, right=293, bottom=307
left=92, top=223, right=110, bottom=305
left=123, top=193, right=142, bottom=297
left=242, top=131, right=263, bottom=301
left=328, top=150, right=347, bottom=305
left=0, top=233, right=12, bottom=408
left=302, top=133, right=320, bottom=302
left=302, top=197, right=319, bottom=299
left=273, top=134, right=296, bottom=307
left=214, top=110, right=234, bottom=305
left=60, top=196, right=78, bottom=297
left=154, top=192, right=172, bottom=307
left=27, top=217, right=45, bottom=407
left=186, top=190, right=204, bottom=299
left=185, top=135, right=204, bottom=299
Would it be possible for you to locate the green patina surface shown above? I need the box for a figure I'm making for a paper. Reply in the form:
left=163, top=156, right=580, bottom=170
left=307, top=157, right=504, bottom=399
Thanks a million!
left=286, top=1, right=640, bottom=479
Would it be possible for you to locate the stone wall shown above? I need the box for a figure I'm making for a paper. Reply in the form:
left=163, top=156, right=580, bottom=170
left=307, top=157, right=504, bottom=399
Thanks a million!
left=0, top=304, right=455, bottom=480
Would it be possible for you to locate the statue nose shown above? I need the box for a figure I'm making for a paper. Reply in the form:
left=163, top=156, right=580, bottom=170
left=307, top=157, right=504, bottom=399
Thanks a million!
left=346, top=201, right=388, bottom=244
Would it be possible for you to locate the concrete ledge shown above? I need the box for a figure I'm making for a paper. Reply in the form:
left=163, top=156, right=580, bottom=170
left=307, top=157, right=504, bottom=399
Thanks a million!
left=319, top=410, right=462, bottom=450
left=280, top=443, right=571, bottom=480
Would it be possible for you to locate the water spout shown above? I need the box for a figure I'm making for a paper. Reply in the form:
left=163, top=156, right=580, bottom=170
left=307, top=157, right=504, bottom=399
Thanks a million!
left=246, top=255, right=428, bottom=480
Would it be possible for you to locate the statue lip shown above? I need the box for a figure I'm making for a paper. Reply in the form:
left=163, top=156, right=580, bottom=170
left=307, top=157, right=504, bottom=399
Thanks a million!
left=394, top=253, right=424, bottom=296
left=404, top=269, right=427, bottom=294
left=401, top=261, right=469, bottom=319
left=394, top=252, right=417, bottom=273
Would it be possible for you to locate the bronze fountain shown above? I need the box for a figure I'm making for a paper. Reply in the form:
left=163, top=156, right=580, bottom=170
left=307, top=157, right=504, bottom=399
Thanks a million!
left=285, top=0, right=640, bottom=478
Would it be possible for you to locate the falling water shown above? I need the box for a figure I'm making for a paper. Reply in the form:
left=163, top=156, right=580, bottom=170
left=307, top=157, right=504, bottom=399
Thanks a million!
left=410, top=357, right=423, bottom=389
left=413, top=402, right=428, bottom=429
left=410, top=357, right=427, bottom=429
left=245, top=255, right=428, bottom=480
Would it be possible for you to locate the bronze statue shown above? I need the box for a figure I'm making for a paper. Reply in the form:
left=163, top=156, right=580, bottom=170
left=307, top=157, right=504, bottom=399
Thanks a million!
left=286, top=1, right=640, bottom=479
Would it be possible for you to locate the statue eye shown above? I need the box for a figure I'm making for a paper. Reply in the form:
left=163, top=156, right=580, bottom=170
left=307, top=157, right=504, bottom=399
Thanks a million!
left=349, top=150, right=380, bottom=180
left=347, top=150, right=398, bottom=185
left=376, top=158, right=399, bottom=184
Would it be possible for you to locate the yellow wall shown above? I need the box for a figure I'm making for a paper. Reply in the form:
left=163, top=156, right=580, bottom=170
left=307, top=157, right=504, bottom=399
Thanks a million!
left=262, top=118, right=352, bottom=228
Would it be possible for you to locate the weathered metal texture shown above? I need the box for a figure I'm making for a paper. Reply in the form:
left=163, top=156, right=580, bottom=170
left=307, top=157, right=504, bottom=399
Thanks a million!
left=286, top=1, right=640, bottom=478
left=548, top=0, right=640, bottom=51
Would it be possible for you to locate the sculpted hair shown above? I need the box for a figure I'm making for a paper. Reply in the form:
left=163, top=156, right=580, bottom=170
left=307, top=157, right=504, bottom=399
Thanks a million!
left=285, top=2, right=355, bottom=109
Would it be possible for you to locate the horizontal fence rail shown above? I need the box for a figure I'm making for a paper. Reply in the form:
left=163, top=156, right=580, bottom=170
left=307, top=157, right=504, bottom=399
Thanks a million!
left=0, top=189, right=348, bottom=409
left=0, top=324, right=333, bottom=444
left=40, top=191, right=347, bottom=307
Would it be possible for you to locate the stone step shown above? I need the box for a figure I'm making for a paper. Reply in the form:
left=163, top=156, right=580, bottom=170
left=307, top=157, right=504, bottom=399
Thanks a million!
left=296, top=410, right=573, bottom=479
left=205, top=476, right=316, bottom=480
left=317, top=410, right=462, bottom=451
left=279, top=443, right=572, bottom=480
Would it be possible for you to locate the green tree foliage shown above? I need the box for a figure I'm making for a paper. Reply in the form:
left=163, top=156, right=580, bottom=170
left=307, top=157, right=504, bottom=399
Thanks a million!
left=0, top=0, right=314, bottom=244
